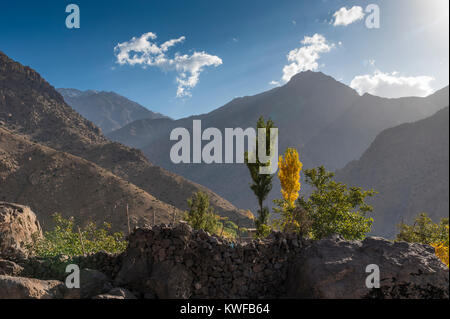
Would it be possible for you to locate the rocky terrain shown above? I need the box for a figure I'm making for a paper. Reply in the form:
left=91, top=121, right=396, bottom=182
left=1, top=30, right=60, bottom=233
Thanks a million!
left=0, top=127, right=180, bottom=231
left=0, top=51, right=252, bottom=228
left=58, top=88, right=169, bottom=134
left=0, top=203, right=448, bottom=299
left=336, top=107, right=449, bottom=237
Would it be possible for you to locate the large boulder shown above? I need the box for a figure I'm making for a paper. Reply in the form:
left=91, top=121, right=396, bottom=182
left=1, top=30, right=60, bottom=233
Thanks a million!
left=286, top=236, right=449, bottom=299
left=63, top=268, right=113, bottom=299
left=0, top=202, right=43, bottom=258
left=147, top=261, right=193, bottom=299
left=0, top=275, right=64, bottom=299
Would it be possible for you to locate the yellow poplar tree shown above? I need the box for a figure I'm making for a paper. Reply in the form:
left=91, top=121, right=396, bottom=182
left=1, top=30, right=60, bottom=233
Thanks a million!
left=432, top=225, right=449, bottom=267
left=278, top=148, right=302, bottom=207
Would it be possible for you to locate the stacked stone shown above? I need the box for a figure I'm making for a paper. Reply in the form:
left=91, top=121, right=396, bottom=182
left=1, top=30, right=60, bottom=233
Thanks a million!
left=114, top=223, right=304, bottom=299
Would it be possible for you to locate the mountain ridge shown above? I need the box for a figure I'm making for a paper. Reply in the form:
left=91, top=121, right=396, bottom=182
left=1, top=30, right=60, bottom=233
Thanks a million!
left=0, top=51, right=252, bottom=227
left=107, top=70, right=449, bottom=221
left=58, top=88, right=170, bottom=134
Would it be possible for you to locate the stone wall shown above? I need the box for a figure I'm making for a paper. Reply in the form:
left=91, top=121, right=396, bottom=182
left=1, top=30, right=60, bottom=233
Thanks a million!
left=114, top=223, right=305, bottom=299
left=5, top=222, right=449, bottom=299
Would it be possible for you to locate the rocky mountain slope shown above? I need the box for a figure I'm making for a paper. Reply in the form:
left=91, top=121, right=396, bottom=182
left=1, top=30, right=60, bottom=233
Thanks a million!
left=58, top=88, right=169, bottom=134
left=0, top=51, right=251, bottom=226
left=0, top=126, right=180, bottom=231
left=107, top=71, right=448, bottom=217
left=336, top=107, right=449, bottom=238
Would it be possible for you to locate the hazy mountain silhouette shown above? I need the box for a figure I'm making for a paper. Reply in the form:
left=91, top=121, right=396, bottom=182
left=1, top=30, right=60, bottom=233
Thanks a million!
left=336, top=107, right=449, bottom=238
left=58, top=88, right=169, bottom=134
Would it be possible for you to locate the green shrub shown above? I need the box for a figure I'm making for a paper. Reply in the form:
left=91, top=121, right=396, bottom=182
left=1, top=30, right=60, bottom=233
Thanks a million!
left=297, top=166, right=376, bottom=240
left=32, top=213, right=127, bottom=258
left=184, top=192, right=220, bottom=235
left=395, top=213, right=449, bottom=245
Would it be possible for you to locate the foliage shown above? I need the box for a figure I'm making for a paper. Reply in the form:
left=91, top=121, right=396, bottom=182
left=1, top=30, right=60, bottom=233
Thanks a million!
left=396, top=213, right=449, bottom=267
left=33, top=213, right=127, bottom=258
left=396, top=213, right=449, bottom=244
left=273, top=200, right=313, bottom=237
left=245, top=116, right=276, bottom=237
left=220, top=220, right=239, bottom=238
left=278, top=148, right=303, bottom=207
left=185, top=191, right=221, bottom=235
left=297, top=166, right=375, bottom=240
left=433, top=238, right=449, bottom=267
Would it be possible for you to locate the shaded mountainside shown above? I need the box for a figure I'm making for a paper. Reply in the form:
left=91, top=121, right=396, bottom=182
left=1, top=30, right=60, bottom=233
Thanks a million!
left=303, top=87, right=449, bottom=171
left=336, top=107, right=449, bottom=238
left=108, top=71, right=448, bottom=217
left=0, top=126, right=180, bottom=231
left=0, top=51, right=251, bottom=226
left=58, top=88, right=169, bottom=134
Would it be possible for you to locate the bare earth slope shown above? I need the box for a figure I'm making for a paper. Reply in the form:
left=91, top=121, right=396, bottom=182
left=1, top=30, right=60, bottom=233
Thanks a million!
left=0, top=126, right=180, bottom=231
left=0, top=51, right=251, bottom=226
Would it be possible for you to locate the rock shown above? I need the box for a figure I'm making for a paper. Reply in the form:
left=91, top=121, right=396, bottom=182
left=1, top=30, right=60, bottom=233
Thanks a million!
left=0, top=259, right=23, bottom=276
left=0, top=202, right=42, bottom=258
left=286, top=236, right=449, bottom=299
left=0, top=275, right=64, bottom=299
left=114, top=244, right=153, bottom=291
left=64, top=269, right=112, bottom=299
left=147, top=261, right=193, bottom=299
left=92, top=294, right=124, bottom=299
left=92, top=287, right=137, bottom=299
left=106, top=287, right=137, bottom=299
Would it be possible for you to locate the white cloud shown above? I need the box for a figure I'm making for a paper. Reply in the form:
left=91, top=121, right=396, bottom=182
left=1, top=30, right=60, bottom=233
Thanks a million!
left=350, top=71, right=434, bottom=98
left=332, top=6, right=365, bottom=26
left=114, top=32, right=222, bottom=97
left=280, top=34, right=334, bottom=83
left=269, top=80, right=280, bottom=86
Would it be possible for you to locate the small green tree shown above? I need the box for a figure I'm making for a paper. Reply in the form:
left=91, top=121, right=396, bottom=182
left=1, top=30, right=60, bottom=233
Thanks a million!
left=297, top=166, right=375, bottom=240
left=245, top=116, right=276, bottom=237
left=185, top=191, right=220, bottom=234
left=395, top=213, right=449, bottom=245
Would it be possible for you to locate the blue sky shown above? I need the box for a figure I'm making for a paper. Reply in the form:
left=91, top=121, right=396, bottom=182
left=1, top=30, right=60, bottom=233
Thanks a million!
left=1, top=0, right=448, bottom=119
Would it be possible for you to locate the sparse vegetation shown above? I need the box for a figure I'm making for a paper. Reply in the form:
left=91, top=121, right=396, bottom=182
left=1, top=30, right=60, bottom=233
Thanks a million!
left=396, top=213, right=449, bottom=267
left=184, top=191, right=243, bottom=240
left=32, top=213, right=127, bottom=258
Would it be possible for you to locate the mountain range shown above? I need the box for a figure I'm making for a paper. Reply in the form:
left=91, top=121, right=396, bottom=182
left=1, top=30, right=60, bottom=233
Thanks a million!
left=1, top=49, right=448, bottom=237
left=57, top=88, right=169, bottom=134
left=106, top=72, right=449, bottom=224
left=0, top=51, right=252, bottom=230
